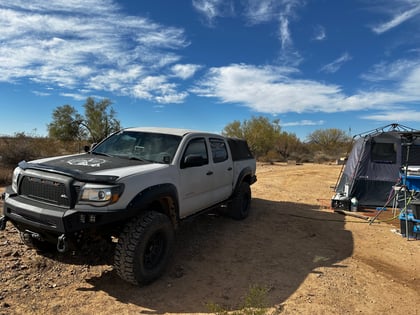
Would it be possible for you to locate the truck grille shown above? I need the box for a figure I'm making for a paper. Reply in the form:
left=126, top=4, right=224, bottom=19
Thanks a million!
left=20, top=176, right=71, bottom=207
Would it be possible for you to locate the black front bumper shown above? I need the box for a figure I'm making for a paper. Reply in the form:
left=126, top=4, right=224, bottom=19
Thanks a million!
left=2, top=186, right=128, bottom=240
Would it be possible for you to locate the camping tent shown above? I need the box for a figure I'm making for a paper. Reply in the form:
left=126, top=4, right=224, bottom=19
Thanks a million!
left=331, top=124, right=420, bottom=211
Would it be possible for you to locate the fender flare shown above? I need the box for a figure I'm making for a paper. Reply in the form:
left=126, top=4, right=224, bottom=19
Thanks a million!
left=232, top=167, right=256, bottom=196
left=127, top=184, right=179, bottom=226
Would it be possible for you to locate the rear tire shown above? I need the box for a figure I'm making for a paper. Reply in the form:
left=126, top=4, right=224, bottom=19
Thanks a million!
left=114, top=211, right=175, bottom=285
left=228, top=182, right=251, bottom=220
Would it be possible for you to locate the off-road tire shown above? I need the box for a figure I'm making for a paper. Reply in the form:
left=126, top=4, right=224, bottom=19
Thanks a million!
left=228, top=182, right=251, bottom=220
left=114, top=211, right=175, bottom=285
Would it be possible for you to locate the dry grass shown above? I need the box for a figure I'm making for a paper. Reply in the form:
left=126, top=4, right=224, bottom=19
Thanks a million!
left=0, top=136, right=85, bottom=185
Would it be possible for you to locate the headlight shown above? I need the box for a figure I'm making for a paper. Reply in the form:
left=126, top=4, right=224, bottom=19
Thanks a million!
left=12, top=167, right=22, bottom=193
left=78, top=184, right=123, bottom=206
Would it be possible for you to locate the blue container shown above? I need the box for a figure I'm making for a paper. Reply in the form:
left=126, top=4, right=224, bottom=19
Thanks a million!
left=399, top=211, right=420, bottom=239
left=404, top=175, right=420, bottom=191
left=414, top=222, right=420, bottom=234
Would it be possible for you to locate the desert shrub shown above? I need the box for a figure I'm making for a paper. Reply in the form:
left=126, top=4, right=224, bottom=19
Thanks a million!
left=260, top=150, right=282, bottom=163
left=0, top=135, right=86, bottom=186
left=313, top=151, right=337, bottom=163
left=0, top=168, right=12, bottom=186
left=0, top=134, right=39, bottom=166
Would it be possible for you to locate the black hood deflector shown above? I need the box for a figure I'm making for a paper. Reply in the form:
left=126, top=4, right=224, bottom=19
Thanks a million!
left=18, top=154, right=148, bottom=184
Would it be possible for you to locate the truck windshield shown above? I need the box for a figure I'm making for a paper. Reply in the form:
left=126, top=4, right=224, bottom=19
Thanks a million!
left=92, top=131, right=182, bottom=164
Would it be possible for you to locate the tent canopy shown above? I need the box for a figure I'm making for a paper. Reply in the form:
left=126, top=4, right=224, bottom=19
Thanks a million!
left=332, top=124, right=420, bottom=209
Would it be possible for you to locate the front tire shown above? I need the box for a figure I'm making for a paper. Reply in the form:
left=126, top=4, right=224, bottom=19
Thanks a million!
left=114, top=211, right=175, bottom=286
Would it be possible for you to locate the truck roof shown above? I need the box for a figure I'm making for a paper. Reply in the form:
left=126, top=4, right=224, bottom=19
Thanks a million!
left=124, top=126, right=220, bottom=137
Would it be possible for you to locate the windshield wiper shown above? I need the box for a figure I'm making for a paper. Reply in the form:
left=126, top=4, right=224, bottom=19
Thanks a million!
left=91, top=151, right=113, bottom=157
left=128, top=156, right=152, bottom=163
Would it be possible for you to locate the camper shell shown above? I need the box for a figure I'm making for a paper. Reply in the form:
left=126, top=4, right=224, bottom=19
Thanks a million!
left=332, top=124, right=420, bottom=211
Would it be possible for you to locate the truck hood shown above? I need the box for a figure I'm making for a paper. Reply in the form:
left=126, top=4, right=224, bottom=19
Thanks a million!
left=19, top=153, right=169, bottom=183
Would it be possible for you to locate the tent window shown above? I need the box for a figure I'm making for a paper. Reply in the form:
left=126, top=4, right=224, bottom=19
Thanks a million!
left=371, top=142, right=396, bottom=164
left=402, top=145, right=420, bottom=165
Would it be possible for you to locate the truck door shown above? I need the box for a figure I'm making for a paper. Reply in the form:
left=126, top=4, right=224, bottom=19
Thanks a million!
left=209, top=138, right=233, bottom=202
left=179, top=137, right=214, bottom=217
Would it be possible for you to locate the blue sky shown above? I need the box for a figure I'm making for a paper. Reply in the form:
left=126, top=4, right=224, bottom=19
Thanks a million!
left=1, top=0, right=420, bottom=140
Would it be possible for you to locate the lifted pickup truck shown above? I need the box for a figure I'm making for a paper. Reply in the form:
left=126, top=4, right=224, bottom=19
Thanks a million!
left=1, top=127, right=256, bottom=285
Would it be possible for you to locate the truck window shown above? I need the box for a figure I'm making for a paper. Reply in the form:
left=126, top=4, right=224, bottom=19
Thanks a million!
left=181, top=138, right=208, bottom=168
left=210, top=138, right=228, bottom=163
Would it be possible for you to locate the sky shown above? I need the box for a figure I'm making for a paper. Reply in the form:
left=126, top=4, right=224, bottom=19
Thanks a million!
left=1, top=0, right=420, bottom=141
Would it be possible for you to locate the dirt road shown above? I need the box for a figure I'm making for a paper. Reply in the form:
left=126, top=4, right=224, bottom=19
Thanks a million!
left=0, top=163, right=419, bottom=314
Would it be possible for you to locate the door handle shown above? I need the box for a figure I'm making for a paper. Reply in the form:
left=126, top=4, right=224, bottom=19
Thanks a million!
left=206, top=171, right=213, bottom=175
left=227, top=167, right=232, bottom=171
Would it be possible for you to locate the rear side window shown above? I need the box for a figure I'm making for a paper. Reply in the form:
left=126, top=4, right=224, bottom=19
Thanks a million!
left=210, top=138, right=228, bottom=163
left=227, top=138, right=253, bottom=161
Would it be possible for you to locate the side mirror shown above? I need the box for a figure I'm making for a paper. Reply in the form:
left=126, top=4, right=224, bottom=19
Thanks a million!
left=84, top=143, right=97, bottom=152
left=182, top=154, right=207, bottom=168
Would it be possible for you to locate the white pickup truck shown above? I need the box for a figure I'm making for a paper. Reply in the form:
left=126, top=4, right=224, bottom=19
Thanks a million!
left=1, top=127, right=257, bottom=285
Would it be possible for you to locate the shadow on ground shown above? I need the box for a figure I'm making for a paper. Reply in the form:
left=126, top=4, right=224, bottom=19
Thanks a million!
left=79, top=198, right=354, bottom=313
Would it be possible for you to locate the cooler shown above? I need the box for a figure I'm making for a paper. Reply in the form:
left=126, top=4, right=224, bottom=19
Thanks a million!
left=403, top=166, right=420, bottom=192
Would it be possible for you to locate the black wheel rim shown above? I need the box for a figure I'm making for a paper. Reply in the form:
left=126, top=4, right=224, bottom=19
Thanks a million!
left=144, top=231, right=166, bottom=270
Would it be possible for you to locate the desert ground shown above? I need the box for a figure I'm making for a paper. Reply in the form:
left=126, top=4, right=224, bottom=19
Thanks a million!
left=0, top=163, right=419, bottom=315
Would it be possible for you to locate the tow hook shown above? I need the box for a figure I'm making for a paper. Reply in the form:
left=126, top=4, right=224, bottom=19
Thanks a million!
left=57, top=234, right=68, bottom=253
left=0, top=216, right=7, bottom=231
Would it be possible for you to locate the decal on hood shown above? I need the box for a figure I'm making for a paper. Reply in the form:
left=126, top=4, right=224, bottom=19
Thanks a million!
left=67, top=158, right=106, bottom=167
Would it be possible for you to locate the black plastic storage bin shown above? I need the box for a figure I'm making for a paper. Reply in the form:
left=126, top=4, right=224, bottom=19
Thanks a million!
left=400, top=218, right=415, bottom=238
left=410, top=199, right=420, bottom=219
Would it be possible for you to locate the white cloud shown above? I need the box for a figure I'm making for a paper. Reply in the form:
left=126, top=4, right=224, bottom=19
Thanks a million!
left=192, top=0, right=234, bottom=25
left=0, top=0, right=192, bottom=103
left=131, top=76, right=188, bottom=104
left=60, top=92, right=87, bottom=101
left=279, top=14, right=292, bottom=49
left=171, top=64, right=202, bottom=79
left=0, top=0, right=119, bottom=14
left=192, top=0, right=304, bottom=65
left=193, top=64, right=347, bottom=113
left=362, top=110, right=420, bottom=122
left=243, top=0, right=305, bottom=66
left=372, top=3, right=420, bottom=34
left=193, top=63, right=420, bottom=115
left=312, top=25, right=326, bottom=41
left=32, top=91, right=50, bottom=97
left=243, top=0, right=277, bottom=24
left=360, top=57, right=420, bottom=99
left=282, top=120, right=325, bottom=127
left=361, top=59, right=420, bottom=82
left=320, top=53, right=352, bottom=74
